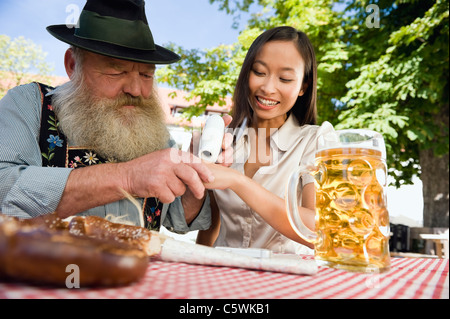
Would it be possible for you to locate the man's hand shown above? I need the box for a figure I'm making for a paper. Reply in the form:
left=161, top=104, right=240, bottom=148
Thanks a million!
left=120, top=148, right=214, bottom=203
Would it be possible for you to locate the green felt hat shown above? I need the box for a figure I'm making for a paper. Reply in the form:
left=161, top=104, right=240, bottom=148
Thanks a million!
left=47, top=0, right=180, bottom=64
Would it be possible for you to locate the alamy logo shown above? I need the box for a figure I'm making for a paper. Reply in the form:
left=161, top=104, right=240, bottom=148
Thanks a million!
left=366, top=4, right=380, bottom=28
left=65, top=4, right=80, bottom=28
left=65, top=264, right=80, bottom=288
left=365, top=264, right=382, bottom=289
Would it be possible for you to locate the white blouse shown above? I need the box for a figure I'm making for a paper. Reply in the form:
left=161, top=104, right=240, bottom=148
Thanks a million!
left=213, top=115, right=334, bottom=254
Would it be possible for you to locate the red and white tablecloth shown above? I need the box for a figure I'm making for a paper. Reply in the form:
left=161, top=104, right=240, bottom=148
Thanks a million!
left=0, top=256, right=448, bottom=299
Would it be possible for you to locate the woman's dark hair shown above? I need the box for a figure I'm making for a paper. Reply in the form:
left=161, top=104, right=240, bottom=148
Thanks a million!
left=229, top=26, right=317, bottom=129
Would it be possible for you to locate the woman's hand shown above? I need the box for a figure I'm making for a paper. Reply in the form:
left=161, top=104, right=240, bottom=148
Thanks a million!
left=216, top=114, right=234, bottom=167
left=191, top=115, right=234, bottom=167
left=203, top=162, right=242, bottom=190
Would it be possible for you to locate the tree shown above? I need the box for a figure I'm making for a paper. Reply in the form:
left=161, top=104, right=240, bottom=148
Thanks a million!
left=0, top=35, right=54, bottom=98
left=156, top=0, right=449, bottom=227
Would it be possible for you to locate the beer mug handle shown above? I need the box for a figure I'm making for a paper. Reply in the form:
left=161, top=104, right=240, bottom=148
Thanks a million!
left=286, top=166, right=317, bottom=243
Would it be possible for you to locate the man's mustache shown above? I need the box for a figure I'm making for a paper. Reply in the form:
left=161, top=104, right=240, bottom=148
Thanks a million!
left=109, top=94, right=148, bottom=109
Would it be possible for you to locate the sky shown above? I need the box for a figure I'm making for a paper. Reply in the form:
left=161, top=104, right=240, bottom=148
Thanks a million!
left=0, top=0, right=424, bottom=226
left=0, top=0, right=253, bottom=77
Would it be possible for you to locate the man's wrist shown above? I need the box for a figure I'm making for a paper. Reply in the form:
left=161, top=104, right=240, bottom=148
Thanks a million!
left=182, top=189, right=207, bottom=225
left=115, top=161, right=132, bottom=197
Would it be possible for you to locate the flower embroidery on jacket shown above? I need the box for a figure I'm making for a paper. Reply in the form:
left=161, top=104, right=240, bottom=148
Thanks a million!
left=42, top=134, right=64, bottom=164
left=68, top=160, right=77, bottom=168
left=68, top=152, right=105, bottom=168
left=83, top=151, right=98, bottom=165
left=47, top=134, right=63, bottom=150
left=145, top=202, right=161, bottom=230
left=41, top=103, right=64, bottom=166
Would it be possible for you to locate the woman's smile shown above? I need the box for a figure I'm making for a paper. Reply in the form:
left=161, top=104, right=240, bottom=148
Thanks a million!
left=255, top=96, right=280, bottom=110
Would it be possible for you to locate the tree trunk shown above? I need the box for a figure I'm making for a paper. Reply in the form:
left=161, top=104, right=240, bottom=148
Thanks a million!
left=419, top=103, right=449, bottom=228
left=420, top=149, right=449, bottom=227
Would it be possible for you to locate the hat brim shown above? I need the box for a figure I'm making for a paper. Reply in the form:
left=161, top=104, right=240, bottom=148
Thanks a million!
left=47, top=24, right=181, bottom=65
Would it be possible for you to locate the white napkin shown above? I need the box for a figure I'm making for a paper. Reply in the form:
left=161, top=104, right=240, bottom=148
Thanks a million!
left=157, top=238, right=317, bottom=276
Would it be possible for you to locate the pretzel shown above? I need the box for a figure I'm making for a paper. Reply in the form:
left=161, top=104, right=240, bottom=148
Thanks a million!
left=0, top=213, right=160, bottom=287
left=67, top=215, right=162, bottom=256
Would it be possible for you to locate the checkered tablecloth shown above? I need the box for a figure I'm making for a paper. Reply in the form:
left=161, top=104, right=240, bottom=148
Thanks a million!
left=0, top=256, right=448, bottom=299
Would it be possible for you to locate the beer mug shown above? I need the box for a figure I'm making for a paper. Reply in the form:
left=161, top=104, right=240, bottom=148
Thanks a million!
left=286, top=129, right=391, bottom=273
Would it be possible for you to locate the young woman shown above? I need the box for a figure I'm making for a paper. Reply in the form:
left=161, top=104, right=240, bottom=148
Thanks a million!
left=198, top=26, right=334, bottom=254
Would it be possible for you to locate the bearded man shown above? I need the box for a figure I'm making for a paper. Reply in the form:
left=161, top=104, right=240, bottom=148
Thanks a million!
left=0, top=0, right=232, bottom=233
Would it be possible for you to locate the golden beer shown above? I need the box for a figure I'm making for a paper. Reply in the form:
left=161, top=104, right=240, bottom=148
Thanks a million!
left=313, top=147, right=390, bottom=273
left=287, top=128, right=391, bottom=273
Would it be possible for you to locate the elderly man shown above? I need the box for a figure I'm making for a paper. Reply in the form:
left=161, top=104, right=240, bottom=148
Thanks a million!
left=0, top=0, right=231, bottom=232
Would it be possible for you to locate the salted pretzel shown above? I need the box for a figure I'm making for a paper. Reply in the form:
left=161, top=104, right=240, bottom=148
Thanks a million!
left=0, top=213, right=161, bottom=287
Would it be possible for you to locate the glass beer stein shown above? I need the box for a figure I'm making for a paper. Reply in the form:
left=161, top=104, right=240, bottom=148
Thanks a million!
left=286, top=129, right=391, bottom=273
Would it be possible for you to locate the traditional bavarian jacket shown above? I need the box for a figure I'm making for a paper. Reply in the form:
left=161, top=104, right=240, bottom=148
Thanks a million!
left=0, top=82, right=211, bottom=233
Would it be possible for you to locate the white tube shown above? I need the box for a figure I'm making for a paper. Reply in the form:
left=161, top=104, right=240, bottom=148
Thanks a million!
left=198, top=115, right=225, bottom=162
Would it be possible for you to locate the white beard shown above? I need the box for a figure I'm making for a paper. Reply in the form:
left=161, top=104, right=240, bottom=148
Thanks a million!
left=51, top=78, right=170, bottom=162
